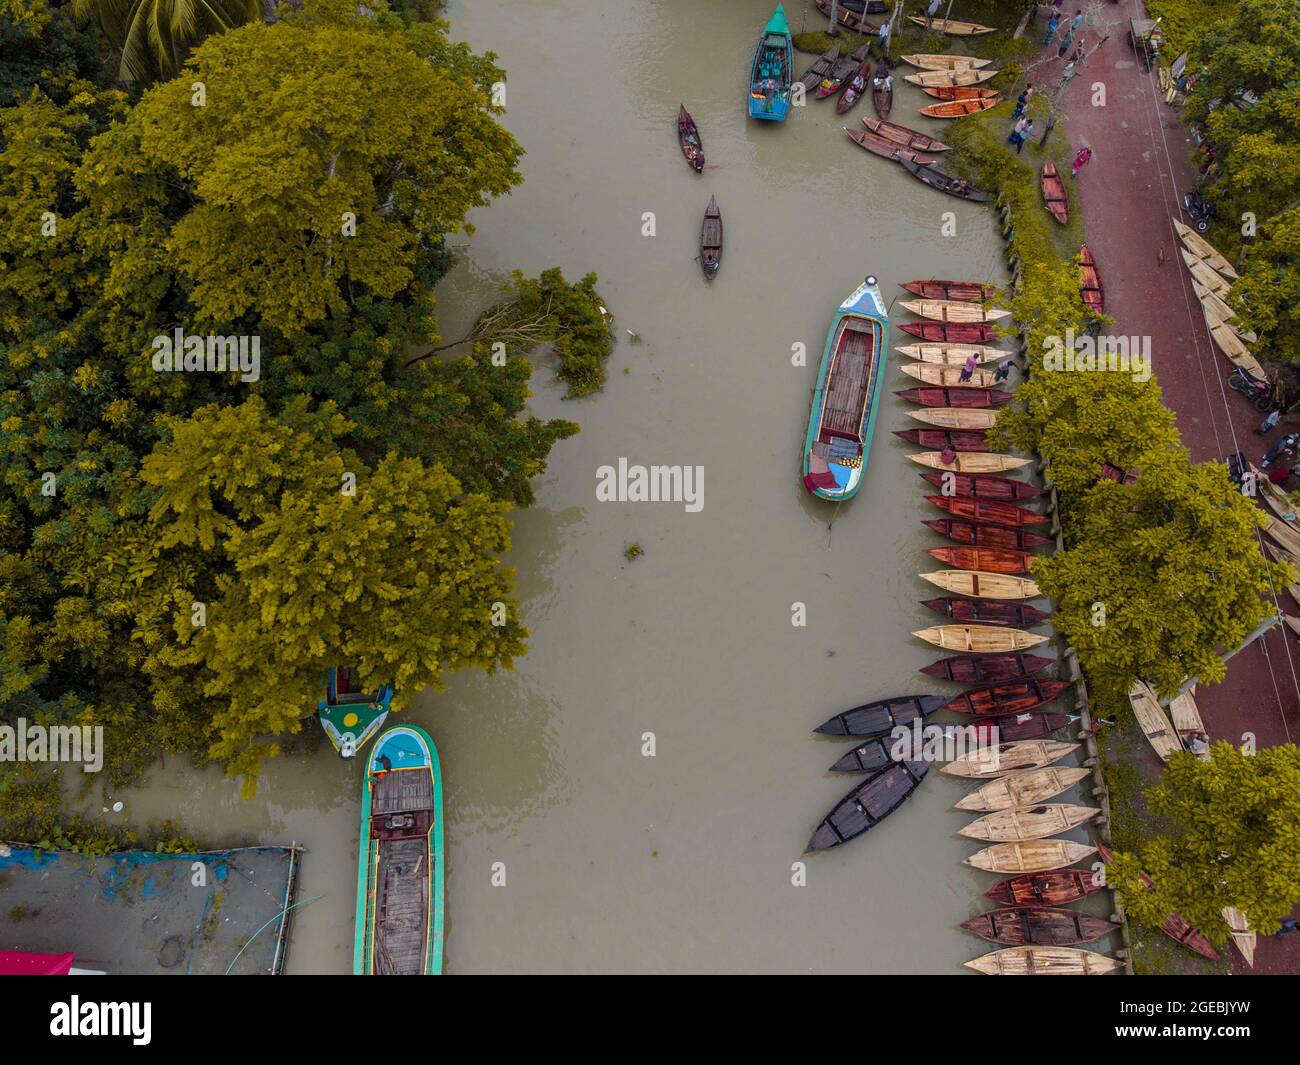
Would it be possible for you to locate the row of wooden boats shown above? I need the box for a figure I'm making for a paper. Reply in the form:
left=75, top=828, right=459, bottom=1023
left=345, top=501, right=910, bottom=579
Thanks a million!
left=813, top=0, right=997, bottom=37
left=1172, top=218, right=1264, bottom=378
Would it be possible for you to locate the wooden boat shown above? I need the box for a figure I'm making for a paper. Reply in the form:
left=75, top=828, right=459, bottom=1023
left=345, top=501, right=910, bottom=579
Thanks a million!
left=905, top=67, right=997, bottom=88
left=900, top=279, right=994, bottom=302
left=898, top=342, right=1005, bottom=365
left=1078, top=243, right=1103, bottom=314
left=863, top=120, right=951, bottom=156
left=1222, top=907, right=1256, bottom=967
left=354, top=725, right=444, bottom=974
left=920, top=96, right=999, bottom=117
left=1127, top=679, right=1182, bottom=761
left=676, top=105, right=705, bottom=172
left=907, top=408, right=999, bottom=430
left=795, top=44, right=840, bottom=92
left=900, top=319, right=998, bottom=342
left=913, top=624, right=1048, bottom=653
left=923, top=652, right=1054, bottom=684
left=801, top=277, right=889, bottom=500
left=817, top=43, right=871, bottom=98
left=1207, top=318, right=1260, bottom=370
left=827, top=737, right=898, bottom=774
left=1098, top=462, right=1140, bottom=485
left=700, top=196, right=722, bottom=281
left=1169, top=689, right=1209, bottom=757
left=985, top=869, right=1103, bottom=906
left=1196, top=282, right=1245, bottom=331
left=922, top=85, right=1000, bottom=101
left=920, top=470, right=1040, bottom=499
left=836, top=53, right=874, bottom=115
left=1041, top=159, right=1068, bottom=224
left=986, top=712, right=1076, bottom=742
left=922, top=597, right=1049, bottom=629
left=871, top=62, right=892, bottom=120
left=748, top=4, right=793, bottom=121
left=964, top=839, right=1097, bottom=874
left=943, top=740, right=1078, bottom=780
left=806, top=761, right=928, bottom=851
left=956, top=767, right=1091, bottom=811
left=899, top=157, right=991, bottom=202
left=926, top=545, right=1033, bottom=574
left=896, top=385, right=1011, bottom=408
left=815, top=0, right=878, bottom=33
left=844, top=127, right=934, bottom=165
left=925, top=495, right=1047, bottom=526
left=900, top=299, right=1010, bottom=323
left=813, top=693, right=946, bottom=737
left=900, top=362, right=996, bottom=387
left=901, top=53, right=992, bottom=71
left=318, top=666, right=393, bottom=758
left=1096, top=844, right=1218, bottom=959
left=1262, top=513, right=1300, bottom=559
left=961, top=907, right=1118, bottom=946
left=965, top=945, right=1120, bottom=975
left=919, top=570, right=1041, bottom=600
left=910, top=451, right=1029, bottom=474
left=1183, top=250, right=1232, bottom=297
left=922, top=520, right=1052, bottom=550
left=907, top=15, right=995, bottom=35
left=960, top=803, right=1099, bottom=842
left=1173, top=218, right=1237, bottom=278
left=896, top=428, right=991, bottom=451
left=943, top=679, right=1070, bottom=717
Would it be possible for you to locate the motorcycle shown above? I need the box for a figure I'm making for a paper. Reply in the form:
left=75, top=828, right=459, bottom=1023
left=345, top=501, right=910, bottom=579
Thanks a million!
left=1229, top=366, right=1274, bottom=412
left=1184, top=189, right=1214, bottom=233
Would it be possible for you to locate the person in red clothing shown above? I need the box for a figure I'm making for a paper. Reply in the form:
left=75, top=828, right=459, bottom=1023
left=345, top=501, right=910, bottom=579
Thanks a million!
left=1072, top=146, right=1092, bottom=176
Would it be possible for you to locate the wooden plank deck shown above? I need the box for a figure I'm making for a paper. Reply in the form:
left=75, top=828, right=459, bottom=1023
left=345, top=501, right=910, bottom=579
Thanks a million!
left=373, top=769, right=433, bottom=816
left=822, top=319, right=876, bottom=438
left=374, top=837, right=429, bottom=975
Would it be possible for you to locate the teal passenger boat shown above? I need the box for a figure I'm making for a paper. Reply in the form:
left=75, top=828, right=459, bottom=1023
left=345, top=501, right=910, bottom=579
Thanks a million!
left=748, top=4, right=793, bottom=121
left=801, top=277, right=890, bottom=500
left=353, top=724, right=444, bottom=975
left=317, top=666, right=393, bottom=758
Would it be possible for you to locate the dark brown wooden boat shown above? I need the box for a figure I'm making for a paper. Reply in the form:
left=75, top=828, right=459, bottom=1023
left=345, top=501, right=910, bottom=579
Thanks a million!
left=900, top=279, right=994, bottom=301
left=920, top=96, right=1000, bottom=117
left=677, top=105, right=705, bottom=172
left=900, top=320, right=997, bottom=342
left=922, top=85, right=1000, bottom=101
left=815, top=0, right=878, bottom=33
left=985, top=870, right=1105, bottom=907
left=921, top=597, right=1051, bottom=627
left=872, top=61, right=892, bottom=120
left=1042, top=158, right=1068, bottom=224
left=895, top=428, right=991, bottom=452
left=926, top=545, right=1034, bottom=575
left=920, top=471, right=1045, bottom=499
left=836, top=54, right=873, bottom=115
left=796, top=45, right=841, bottom=92
left=700, top=195, right=721, bottom=281
left=806, top=761, right=928, bottom=852
left=1079, top=243, right=1103, bottom=314
left=899, top=156, right=991, bottom=203
left=942, top=679, right=1071, bottom=717
left=980, top=712, right=1076, bottom=742
left=921, top=653, right=1054, bottom=683
left=827, top=737, right=897, bottom=773
left=817, top=43, right=871, bottom=98
left=896, top=386, right=1011, bottom=408
left=923, top=519, right=1053, bottom=550
left=961, top=907, right=1119, bottom=946
left=1096, top=844, right=1218, bottom=960
left=925, top=495, right=1049, bottom=527
left=814, top=694, right=946, bottom=737
left=1098, top=462, right=1139, bottom=485
left=844, top=127, right=933, bottom=165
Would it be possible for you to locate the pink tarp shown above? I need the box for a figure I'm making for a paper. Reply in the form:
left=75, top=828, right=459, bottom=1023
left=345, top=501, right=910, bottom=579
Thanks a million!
left=0, top=950, right=75, bottom=975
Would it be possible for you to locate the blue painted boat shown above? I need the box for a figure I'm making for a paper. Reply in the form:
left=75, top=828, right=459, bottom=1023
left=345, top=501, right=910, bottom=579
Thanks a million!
left=317, top=666, right=393, bottom=758
left=801, top=277, right=890, bottom=500
left=748, top=4, right=793, bottom=121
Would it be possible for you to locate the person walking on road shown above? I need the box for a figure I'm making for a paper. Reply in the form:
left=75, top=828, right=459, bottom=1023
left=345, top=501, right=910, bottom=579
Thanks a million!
left=1262, top=433, right=1298, bottom=469
left=1044, top=12, right=1060, bottom=44
left=1258, top=409, right=1281, bottom=435
left=1071, top=146, right=1092, bottom=176
left=1057, top=28, right=1075, bottom=58
left=1070, top=9, right=1084, bottom=33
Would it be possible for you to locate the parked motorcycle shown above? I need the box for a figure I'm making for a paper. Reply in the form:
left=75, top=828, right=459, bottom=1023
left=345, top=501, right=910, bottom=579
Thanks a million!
left=1184, top=189, right=1214, bottom=233
left=1229, top=366, right=1274, bottom=412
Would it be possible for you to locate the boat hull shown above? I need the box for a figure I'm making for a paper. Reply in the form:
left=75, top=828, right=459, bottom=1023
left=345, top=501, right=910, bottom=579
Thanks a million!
left=922, top=652, right=1054, bottom=683
left=896, top=428, right=991, bottom=451
left=814, top=694, right=946, bottom=737
left=748, top=5, right=794, bottom=121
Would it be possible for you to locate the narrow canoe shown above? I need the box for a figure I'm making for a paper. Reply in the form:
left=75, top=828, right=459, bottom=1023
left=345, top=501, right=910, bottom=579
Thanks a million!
left=676, top=105, right=705, bottom=172
left=985, top=712, right=1076, bottom=742
left=943, top=679, right=1071, bottom=717
left=1127, top=680, right=1182, bottom=761
left=960, top=803, right=1099, bottom=842
left=985, top=869, right=1103, bottom=906
left=827, top=736, right=899, bottom=774
left=907, top=15, right=995, bottom=35
left=925, top=495, right=1048, bottom=526
left=836, top=54, right=875, bottom=115
left=318, top=666, right=392, bottom=758
left=922, top=597, right=1050, bottom=628
left=1261, top=513, right=1300, bottom=558
left=965, top=946, right=1121, bottom=975
left=872, top=62, right=892, bottom=120
left=956, top=767, right=1091, bottom=811
left=1098, top=462, right=1140, bottom=485
left=907, top=408, right=999, bottom=429
left=700, top=195, right=722, bottom=280
left=1168, top=690, right=1209, bottom=757
left=913, top=624, right=1048, bottom=652
left=961, top=907, right=1119, bottom=946
left=795, top=45, right=841, bottom=92
left=926, top=545, right=1034, bottom=574
left=942, top=740, right=1079, bottom=780
left=813, top=693, right=947, bottom=737
left=817, top=43, right=871, bottom=98
left=801, top=277, right=889, bottom=499
left=919, top=570, right=1041, bottom=600
left=1183, top=250, right=1232, bottom=297
left=1096, top=844, right=1219, bottom=959
left=806, top=761, right=928, bottom=852
left=963, top=839, right=1097, bottom=874
left=1208, top=321, right=1266, bottom=377
left=900, top=320, right=998, bottom=343
left=1041, top=159, right=1068, bottom=224
left=1223, top=907, right=1257, bottom=967
left=1078, top=243, right=1103, bottom=314
left=895, top=428, right=991, bottom=451
left=898, top=159, right=991, bottom=203
left=354, top=725, right=444, bottom=975
left=920, top=97, right=999, bottom=118
left=815, top=0, right=878, bottom=32
left=896, top=386, right=1011, bottom=408
left=900, top=362, right=996, bottom=387
left=922, top=86, right=1000, bottom=101
left=909, top=451, right=1030, bottom=474
left=864, top=119, right=951, bottom=154
left=922, top=520, right=1052, bottom=550
left=901, top=53, right=992, bottom=71
left=900, top=299, right=1011, bottom=322
left=1195, top=280, right=1239, bottom=324
left=905, top=67, right=998, bottom=87
left=845, top=127, right=934, bottom=165
left=922, top=652, right=1054, bottom=684
left=900, top=279, right=995, bottom=302
left=748, top=4, right=793, bottom=121
left=1173, top=218, right=1238, bottom=278
left=897, top=342, right=1005, bottom=365
left=920, top=471, right=1045, bottom=499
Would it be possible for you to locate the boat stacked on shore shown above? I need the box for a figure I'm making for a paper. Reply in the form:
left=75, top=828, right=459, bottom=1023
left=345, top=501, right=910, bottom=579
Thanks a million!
left=1172, top=219, right=1264, bottom=378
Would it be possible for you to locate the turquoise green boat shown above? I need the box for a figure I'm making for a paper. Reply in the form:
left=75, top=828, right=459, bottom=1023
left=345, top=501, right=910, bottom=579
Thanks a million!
left=353, top=724, right=445, bottom=974
left=801, top=276, right=890, bottom=500
left=317, top=666, right=393, bottom=759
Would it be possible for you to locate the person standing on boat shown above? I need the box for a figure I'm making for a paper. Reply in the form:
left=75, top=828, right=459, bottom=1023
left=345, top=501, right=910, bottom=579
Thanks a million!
left=959, top=354, right=979, bottom=382
left=994, top=358, right=1013, bottom=383
left=1013, top=85, right=1035, bottom=119
left=1072, top=146, right=1092, bottom=176
left=1044, top=12, right=1060, bottom=44
left=940, top=445, right=957, bottom=466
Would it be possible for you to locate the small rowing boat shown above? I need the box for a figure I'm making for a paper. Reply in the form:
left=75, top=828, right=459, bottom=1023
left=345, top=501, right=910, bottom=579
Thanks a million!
left=907, top=407, right=999, bottom=429
left=926, top=545, right=1034, bottom=574
left=986, top=712, right=1076, bottom=741
left=676, top=105, right=705, bottom=172
left=960, top=803, right=1099, bottom=842
left=1173, top=218, right=1237, bottom=278
left=895, top=428, right=991, bottom=451
left=905, top=67, right=998, bottom=87
left=836, top=53, right=874, bottom=114
left=700, top=195, right=722, bottom=280
left=1128, top=679, right=1182, bottom=761
left=815, top=0, right=878, bottom=32
left=813, top=693, right=946, bottom=737
left=1169, top=689, right=1209, bottom=757
left=955, top=767, right=1091, bottom=811
left=806, top=761, right=928, bottom=852
left=872, top=62, right=892, bottom=120
left=919, top=471, right=1044, bottom=499
left=826, top=737, right=899, bottom=774
left=1183, top=250, right=1232, bottom=298
left=898, top=157, right=991, bottom=202
left=942, top=740, right=1078, bottom=780
left=985, top=869, right=1103, bottom=906
left=924, top=495, right=1048, bottom=527
left=922, top=520, right=1052, bottom=550
left=817, top=43, right=871, bottom=98
left=795, top=45, right=840, bottom=92
left=864, top=118, right=951, bottom=154
left=913, top=624, right=1048, bottom=652
left=900, top=298, right=1011, bottom=322
left=910, top=451, right=1029, bottom=473
left=1041, top=159, right=1068, bottom=224
left=896, top=385, right=1011, bottom=408
left=922, top=85, right=1000, bottom=101
left=844, top=127, right=934, bottom=165
left=908, top=14, right=994, bottom=35
left=963, top=839, right=1097, bottom=874
left=922, top=652, right=1054, bottom=684
left=964, top=946, right=1121, bottom=975
left=900, top=319, right=998, bottom=342
left=897, top=342, right=1005, bottom=365
left=921, top=596, right=1049, bottom=628
left=748, top=4, right=793, bottom=121
left=900, top=362, right=997, bottom=387
left=943, top=679, right=1070, bottom=717
left=901, top=53, right=992, bottom=71
left=900, top=279, right=994, bottom=302
left=920, top=96, right=1000, bottom=117
left=1096, top=844, right=1219, bottom=959
left=919, top=570, right=1041, bottom=600
left=1078, top=243, right=1103, bottom=314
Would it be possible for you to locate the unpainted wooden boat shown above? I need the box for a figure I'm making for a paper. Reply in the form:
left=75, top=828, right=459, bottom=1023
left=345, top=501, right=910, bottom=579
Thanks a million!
left=1173, top=218, right=1237, bottom=278
left=895, top=427, right=991, bottom=451
left=900, top=319, right=998, bottom=342
left=942, top=740, right=1078, bottom=780
left=795, top=45, right=841, bottom=92
left=925, top=495, right=1048, bottom=527
left=1096, top=844, right=1218, bottom=959
left=965, top=945, right=1120, bottom=975
left=1168, top=689, right=1209, bottom=757
left=921, top=472, right=1043, bottom=502
left=1222, top=907, right=1256, bottom=967
left=827, top=736, right=898, bottom=774
left=922, top=520, right=1052, bottom=550
left=1127, top=679, right=1182, bottom=761
left=910, top=451, right=1029, bottom=474
left=864, top=119, right=951, bottom=154
left=748, top=4, right=794, bottom=121
left=897, top=342, right=1005, bottom=365
left=961, top=907, right=1118, bottom=946
left=907, top=15, right=995, bottom=35
left=900, top=298, right=1011, bottom=323
left=908, top=407, right=999, bottom=430
left=1078, top=243, right=1103, bottom=315
left=815, top=0, right=878, bottom=33
left=926, top=545, right=1033, bottom=575
left=1262, top=513, right=1300, bottom=559
left=806, top=761, right=928, bottom=851
left=899, top=157, right=991, bottom=202
left=813, top=694, right=946, bottom=737
left=913, top=624, right=1048, bottom=653
left=956, top=766, right=1091, bottom=811
left=964, top=839, right=1097, bottom=874
left=844, top=127, right=934, bottom=165
left=1205, top=316, right=1265, bottom=376
left=836, top=53, right=874, bottom=115
left=901, top=53, right=992, bottom=71
left=922, top=85, right=1000, bottom=101
left=960, top=803, right=1099, bottom=842
left=1195, top=282, right=1246, bottom=335
left=817, top=43, right=871, bottom=98
left=922, top=652, right=1054, bottom=685
left=1182, top=250, right=1231, bottom=297
left=905, top=67, right=998, bottom=87
left=920, top=96, right=1000, bottom=117
left=677, top=105, right=705, bottom=172
left=900, top=362, right=997, bottom=387
left=896, top=385, right=1011, bottom=408
left=872, top=62, right=892, bottom=120
left=700, top=195, right=722, bottom=281
left=919, top=570, right=1041, bottom=600
left=985, top=869, right=1103, bottom=906
left=899, top=278, right=994, bottom=302
left=1041, top=159, right=1068, bottom=224
left=943, top=679, right=1070, bottom=718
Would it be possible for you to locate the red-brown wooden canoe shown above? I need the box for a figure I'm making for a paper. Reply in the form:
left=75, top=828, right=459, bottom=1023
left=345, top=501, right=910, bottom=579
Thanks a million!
left=921, top=653, right=1054, bottom=683
left=926, top=545, right=1034, bottom=574
left=844, top=127, right=934, bottom=165
left=981, top=712, right=1076, bottom=742
left=864, top=120, right=950, bottom=154
left=920, top=471, right=1045, bottom=499
left=961, top=906, right=1120, bottom=946
left=923, top=519, right=1053, bottom=550
left=985, top=870, right=1104, bottom=907
left=925, top=495, right=1049, bottom=527
left=836, top=54, right=874, bottom=114
left=943, top=679, right=1071, bottom=717
left=900, top=321, right=999, bottom=343
left=920, top=97, right=1000, bottom=117
left=815, top=0, right=878, bottom=33
left=1079, top=243, right=1103, bottom=314
left=921, top=597, right=1051, bottom=627
left=1042, top=158, right=1068, bottom=224
left=872, top=61, right=892, bottom=120
left=1096, top=844, right=1218, bottom=960
left=1098, top=462, right=1140, bottom=485
left=896, top=386, right=1012, bottom=408
left=895, top=428, right=991, bottom=452
left=901, top=279, right=996, bottom=302
left=921, top=85, right=1000, bottom=101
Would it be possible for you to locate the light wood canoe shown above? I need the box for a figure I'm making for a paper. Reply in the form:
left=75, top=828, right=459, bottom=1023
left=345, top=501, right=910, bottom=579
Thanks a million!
left=964, top=945, right=1121, bottom=975
left=899, top=299, right=1011, bottom=323
left=1173, top=218, right=1238, bottom=278
left=904, top=67, right=998, bottom=88
left=900, top=53, right=992, bottom=71
left=956, top=767, right=1091, bottom=811
left=920, top=570, right=1041, bottom=600
left=963, top=839, right=1097, bottom=874
left=909, top=451, right=1029, bottom=473
left=1168, top=689, right=1209, bottom=759
left=1252, top=466, right=1299, bottom=524
left=960, top=803, right=1100, bottom=842
left=913, top=624, right=1047, bottom=653
left=908, top=15, right=995, bottom=35
left=943, top=740, right=1079, bottom=779
left=1128, top=680, right=1182, bottom=761
left=1182, top=250, right=1232, bottom=297
left=1222, top=907, right=1256, bottom=967
left=1261, top=513, right=1300, bottom=559
left=1206, top=318, right=1265, bottom=376
left=907, top=407, right=999, bottom=430
left=900, top=362, right=997, bottom=387
left=897, top=343, right=1005, bottom=365
left=1194, top=279, right=1237, bottom=324
left=920, top=97, right=999, bottom=118
left=1262, top=542, right=1300, bottom=602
